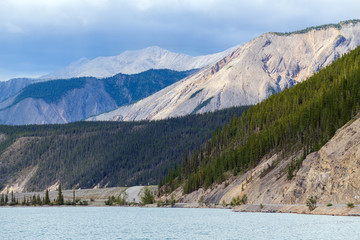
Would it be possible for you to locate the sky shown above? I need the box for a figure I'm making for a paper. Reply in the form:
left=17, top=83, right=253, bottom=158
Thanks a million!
left=0, top=0, right=359, bottom=81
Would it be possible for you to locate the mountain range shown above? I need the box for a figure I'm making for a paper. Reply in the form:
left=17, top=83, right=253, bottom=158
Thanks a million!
left=2, top=19, right=360, bottom=209
left=1, top=20, right=360, bottom=126
left=0, top=69, right=195, bottom=125
left=90, top=20, right=360, bottom=121
left=41, top=46, right=236, bottom=79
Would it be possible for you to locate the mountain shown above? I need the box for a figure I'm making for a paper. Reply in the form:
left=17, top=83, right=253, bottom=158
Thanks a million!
left=0, top=78, right=34, bottom=103
left=0, top=106, right=248, bottom=192
left=160, top=45, right=360, bottom=205
left=0, top=69, right=195, bottom=125
left=42, top=46, right=236, bottom=79
left=90, top=20, right=360, bottom=122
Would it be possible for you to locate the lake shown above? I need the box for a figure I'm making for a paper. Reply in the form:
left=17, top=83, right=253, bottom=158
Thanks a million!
left=1, top=207, right=360, bottom=239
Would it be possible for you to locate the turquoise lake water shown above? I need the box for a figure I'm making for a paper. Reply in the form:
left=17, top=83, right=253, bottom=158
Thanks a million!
left=1, top=207, right=360, bottom=239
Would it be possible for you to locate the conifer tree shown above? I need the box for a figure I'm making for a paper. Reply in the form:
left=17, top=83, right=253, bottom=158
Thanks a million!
left=44, top=189, right=50, bottom=205
left=56, top=184, right=64, bottom=205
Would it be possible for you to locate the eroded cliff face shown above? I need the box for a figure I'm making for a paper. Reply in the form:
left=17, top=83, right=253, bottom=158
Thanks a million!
left=91, top=21, right=360, bottom=122
left=167, top=115, right=360, bottom=205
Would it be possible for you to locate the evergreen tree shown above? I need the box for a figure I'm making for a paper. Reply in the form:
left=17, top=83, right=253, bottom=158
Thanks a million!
left=163, top=45, right=360, bottom=194
left=141, top=187, right=155, bottom=205
left=44, top=189, right=50, bottom=205
left=56, top=184, right=64, bottom=205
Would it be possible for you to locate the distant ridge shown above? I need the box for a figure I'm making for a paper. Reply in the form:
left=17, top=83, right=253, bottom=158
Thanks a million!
left=90, top=20, right=360, bottom=122
left=42, top=46, right=236, bottom=79
left=271, top=19, right=360, bottom=36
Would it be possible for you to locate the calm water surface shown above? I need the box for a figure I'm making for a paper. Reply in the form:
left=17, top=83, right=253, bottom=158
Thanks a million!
left=1, top=207, right=360, bottom=239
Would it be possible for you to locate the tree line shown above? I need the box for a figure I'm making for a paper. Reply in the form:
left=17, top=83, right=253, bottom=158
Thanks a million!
left=162, top=46, right=360, bottom=194
left=0, top=106, right=248, bottom=192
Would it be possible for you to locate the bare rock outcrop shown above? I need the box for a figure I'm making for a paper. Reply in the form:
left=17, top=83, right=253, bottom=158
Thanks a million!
left=169, top=115, right=360, bottom=205
left=91, top=21, right=360, bottom=122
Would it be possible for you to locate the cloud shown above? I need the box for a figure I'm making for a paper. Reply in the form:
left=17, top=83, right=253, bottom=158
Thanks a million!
left=0, top=0, right=359, bottom=81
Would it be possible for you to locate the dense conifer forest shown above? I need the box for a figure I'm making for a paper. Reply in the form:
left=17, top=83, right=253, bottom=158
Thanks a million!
left=0, top=106, right=248, bottom=191
left=162, top=46, right=360, bottom=194
left=6, top=69, right=195, bottom=109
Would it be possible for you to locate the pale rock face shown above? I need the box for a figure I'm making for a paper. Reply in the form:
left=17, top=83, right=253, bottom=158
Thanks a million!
left=90, top=22, right=360, bottom=122
left=171, top=115, right=360, bottom=205
left=42, top=46, right=236, bottom=79
left=0, top=79, right=117, bottom=125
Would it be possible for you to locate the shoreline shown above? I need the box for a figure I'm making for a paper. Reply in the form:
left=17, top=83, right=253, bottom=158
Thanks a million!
left=233, top=204, right=360, bottom=216
left=153, top=202, right=360, bottom=216
left=2, top=202, right=360, bottom=216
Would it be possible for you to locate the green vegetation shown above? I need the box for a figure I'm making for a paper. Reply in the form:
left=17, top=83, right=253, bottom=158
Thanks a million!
left=272, top=19, right=360, bottom=36
left=105, top=194, right=128, bottom=206
left=0, top=105, right=248, bottom=191
left=326, top=203, right=333, bottom=207
left=12, top=78, right=87, bottom=106
left=0, top=188, right=87, bottom=206
left=103, top=69, right=196, bottom=106
left=189, top=89, right=203, bottom=99
left=347, top=202, right=355, bottom=208
left=141, top=187, right=155, bottom=205
left=163, top=46, right=360, bottom=194
left=306, top=196, right=318, bottom=211
left=56, top=184, right=64, bottom=205
left=191, top=97, right=214, bottom=114
left=3, top=69, right=195, bottom=115
left=157, top=194, right=176, bottom=207
left=230, top=194, right=248, bottom=206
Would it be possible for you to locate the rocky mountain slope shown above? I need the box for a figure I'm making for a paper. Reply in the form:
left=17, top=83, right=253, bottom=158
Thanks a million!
left=42, top=46, right=236, bottom=79
left=0, top=78, right=34, bottom=103
left=90, top=20, right=360, bottom=122
left=0, top=106, right=248, bottom=192
left=169, top=113, right=360, bottom=206
left=0, top=69, right=194, bottom=125
left=159, top=44, right=360, bottom=206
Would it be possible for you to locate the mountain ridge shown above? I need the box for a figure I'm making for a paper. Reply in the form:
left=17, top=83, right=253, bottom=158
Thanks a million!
left=42, top=46, right=237, bottom=79
left=90, top=20, right=360, bottom=122
left=0, top=69, right=195, bottom=125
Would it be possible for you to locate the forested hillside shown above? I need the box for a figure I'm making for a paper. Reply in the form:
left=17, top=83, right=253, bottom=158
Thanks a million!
left=0, top=106, right=248, bottom=192
left=162, top=46, right=360, bottom=194
left=0, top=69, right=195, bottom=125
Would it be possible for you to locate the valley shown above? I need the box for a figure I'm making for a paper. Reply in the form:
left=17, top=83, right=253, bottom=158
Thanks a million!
left=1, top=20, right=360, bottom=217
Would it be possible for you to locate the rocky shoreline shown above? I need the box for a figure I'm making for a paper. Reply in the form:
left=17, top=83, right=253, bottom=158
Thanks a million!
left=150, top=202, right=360, bottom=216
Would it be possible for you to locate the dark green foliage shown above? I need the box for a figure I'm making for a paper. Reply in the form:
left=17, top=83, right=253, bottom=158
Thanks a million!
left=44, top=189, right=50, bottom=205
left=189, top=89, right=203, bottom=99
left=0, top=106, right=248, bottom=191
left=286, top=154, right=306, bottom=180
left=3, top=69, right=196, bottom=117
left=56, top=184, right=64, bottom=205
left=347, top=202, right=355, bottom=208
left=272, top=19, right=360, bottom=36
left=103, top=69, right=196, bottom=106
left=12, top=78, right=87, bottom=105
left=191, top=97, right=214, bottom=114
left=141, top=187, right=155, bottom=205
left=163, top=46, right=360, bottom=194
left=230, top=194, right=247, bottom=206
left=306, top=196, right=318, bottom=211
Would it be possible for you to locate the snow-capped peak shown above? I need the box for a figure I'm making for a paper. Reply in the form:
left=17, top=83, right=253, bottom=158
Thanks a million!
left=41, top=46, right=237, bottom=79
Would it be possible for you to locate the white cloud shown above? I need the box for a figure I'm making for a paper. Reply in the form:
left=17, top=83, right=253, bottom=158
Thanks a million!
left=0, top=0, right=359, bottom=80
